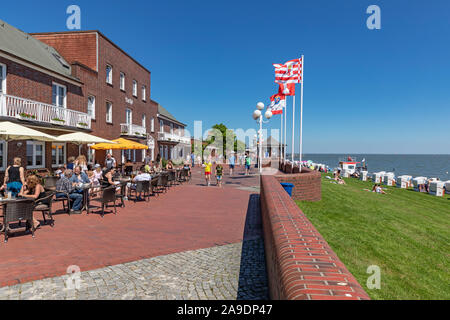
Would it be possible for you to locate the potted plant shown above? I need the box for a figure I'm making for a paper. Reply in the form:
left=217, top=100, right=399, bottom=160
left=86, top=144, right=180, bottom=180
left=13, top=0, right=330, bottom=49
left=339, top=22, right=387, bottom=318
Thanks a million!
left=77, top=122, right=89, bottom=128
left=51, top=117, right=65, bottom=124
left=16, top=112, right=37, bottom=120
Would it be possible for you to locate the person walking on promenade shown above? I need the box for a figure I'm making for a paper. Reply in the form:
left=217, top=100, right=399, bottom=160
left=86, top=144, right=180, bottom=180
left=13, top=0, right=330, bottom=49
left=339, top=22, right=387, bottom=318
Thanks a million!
left=215, top=163, right=223, bottom=187
left=204, top=159, right=212, bottom=186
left=245, top=153, right=251, bottom=176
left=191, top=152, right=195, bottom=168
left=228, top=152, right=235, bottom=176
left=1, top=157, right=25, bottom=197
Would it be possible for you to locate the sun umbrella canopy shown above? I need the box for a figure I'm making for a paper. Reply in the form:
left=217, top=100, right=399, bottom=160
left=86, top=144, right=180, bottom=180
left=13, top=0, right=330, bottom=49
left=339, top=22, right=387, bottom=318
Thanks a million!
left=91, top=138, right=148, bottom=150
left=55, top=132, right=115, bottom=145
left=0, top=121, right=56, bottom=141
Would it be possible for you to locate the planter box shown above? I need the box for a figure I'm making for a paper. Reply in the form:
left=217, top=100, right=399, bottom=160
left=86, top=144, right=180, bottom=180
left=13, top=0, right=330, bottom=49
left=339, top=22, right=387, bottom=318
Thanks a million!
left=51, top=119, right=66, bottom=125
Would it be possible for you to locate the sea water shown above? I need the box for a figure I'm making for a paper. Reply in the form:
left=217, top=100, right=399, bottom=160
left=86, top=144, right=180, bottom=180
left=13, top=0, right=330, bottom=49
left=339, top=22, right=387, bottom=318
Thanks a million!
left=287, top=154, right=450, bottom=181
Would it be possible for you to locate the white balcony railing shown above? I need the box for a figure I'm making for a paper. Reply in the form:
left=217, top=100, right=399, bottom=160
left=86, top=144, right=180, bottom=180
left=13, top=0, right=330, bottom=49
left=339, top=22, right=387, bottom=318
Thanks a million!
left=158, top=132, right=190, bottom=144
left=120, top=123, right=147, bottom=138
left=0, top=94, right=91, bottom=129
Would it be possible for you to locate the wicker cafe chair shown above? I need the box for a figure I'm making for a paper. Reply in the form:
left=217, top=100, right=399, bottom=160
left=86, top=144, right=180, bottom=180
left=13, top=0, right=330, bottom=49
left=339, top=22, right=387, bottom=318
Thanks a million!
left=168, top=170, right=176, bottom=186
left=150, top=177, right=159, bottom=197
left=53, top=189, right=71, bottom=214
left=115, top=181, right=128, bottom=208
left=129, top=180, right=150, bottom=202
left=44, top=176, right=59, bottom=192
left=2, top=199, right=35, bottom=242
left=90, top=186, right=117, bottom=217
left=33, top=191, right=55, bottom=227
left=158, top=173, right=169, bottom=193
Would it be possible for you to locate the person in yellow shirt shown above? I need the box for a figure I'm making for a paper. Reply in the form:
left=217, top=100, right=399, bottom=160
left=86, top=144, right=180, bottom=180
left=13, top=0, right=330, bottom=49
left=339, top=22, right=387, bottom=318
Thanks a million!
left=204, top=159, right=212, bottom=186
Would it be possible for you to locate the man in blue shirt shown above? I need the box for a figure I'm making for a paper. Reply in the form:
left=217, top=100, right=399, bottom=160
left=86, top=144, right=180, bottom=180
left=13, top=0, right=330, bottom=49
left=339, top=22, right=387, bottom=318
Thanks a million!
left=70, top=166, right=90, bottom=184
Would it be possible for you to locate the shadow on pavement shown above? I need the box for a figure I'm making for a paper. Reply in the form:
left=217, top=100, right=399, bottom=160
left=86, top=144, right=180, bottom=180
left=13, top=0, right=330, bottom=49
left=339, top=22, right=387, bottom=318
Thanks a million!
left=236, top=194, right=269, bottom=300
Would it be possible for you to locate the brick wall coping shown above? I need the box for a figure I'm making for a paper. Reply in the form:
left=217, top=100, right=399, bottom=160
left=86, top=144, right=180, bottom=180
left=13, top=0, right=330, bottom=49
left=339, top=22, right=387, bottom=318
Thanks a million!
left=260, top=175, right=370, bottom=300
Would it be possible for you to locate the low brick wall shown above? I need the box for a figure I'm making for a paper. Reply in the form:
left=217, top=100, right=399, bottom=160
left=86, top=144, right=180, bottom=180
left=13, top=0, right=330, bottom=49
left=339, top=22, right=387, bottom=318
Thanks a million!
left=275, top=167, right=321, bottom=202
left=260, top=175, right=370, bottom=300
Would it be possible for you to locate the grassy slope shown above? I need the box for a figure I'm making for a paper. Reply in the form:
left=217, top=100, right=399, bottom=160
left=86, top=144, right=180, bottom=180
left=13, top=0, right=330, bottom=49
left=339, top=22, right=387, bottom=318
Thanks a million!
left=296, top=174, right=450, bottom=300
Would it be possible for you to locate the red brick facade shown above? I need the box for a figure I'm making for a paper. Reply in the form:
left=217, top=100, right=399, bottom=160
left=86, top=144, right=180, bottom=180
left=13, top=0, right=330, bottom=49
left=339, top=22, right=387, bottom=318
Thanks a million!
left=275, top=167, right=322, bottom=202
left=260, top=174, right=370, bottom=300
left=32, top=31, right=160, bottom=165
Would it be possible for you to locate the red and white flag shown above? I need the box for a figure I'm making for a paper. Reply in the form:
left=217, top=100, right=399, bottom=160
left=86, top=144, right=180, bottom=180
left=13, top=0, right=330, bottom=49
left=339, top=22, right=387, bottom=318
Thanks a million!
left=273, top=57, right=303, bottom=84
left=268, top=93, right=285, bottom=115
left=278, top=82, right=295, bottom=96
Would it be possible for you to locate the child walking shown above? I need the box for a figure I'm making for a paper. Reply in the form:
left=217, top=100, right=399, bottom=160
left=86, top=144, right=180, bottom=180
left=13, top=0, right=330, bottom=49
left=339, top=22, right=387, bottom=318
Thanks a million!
left=215, top=163, right=223, bottom=187
left=204, top=159, right=212, bottom=186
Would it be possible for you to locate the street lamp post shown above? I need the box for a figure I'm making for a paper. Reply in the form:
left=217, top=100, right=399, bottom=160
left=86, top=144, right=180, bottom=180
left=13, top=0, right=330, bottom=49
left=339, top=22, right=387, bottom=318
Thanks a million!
left=252, top=102, right=272, bottom=174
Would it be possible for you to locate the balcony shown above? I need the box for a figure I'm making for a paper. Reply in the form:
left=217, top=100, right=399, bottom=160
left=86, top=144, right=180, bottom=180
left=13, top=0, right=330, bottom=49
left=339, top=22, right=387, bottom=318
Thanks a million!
left=0, top=94, right=91, bottom=129
left=120, top=123, right=147, bottom=138
left=158, top=132, right=190, bottom=144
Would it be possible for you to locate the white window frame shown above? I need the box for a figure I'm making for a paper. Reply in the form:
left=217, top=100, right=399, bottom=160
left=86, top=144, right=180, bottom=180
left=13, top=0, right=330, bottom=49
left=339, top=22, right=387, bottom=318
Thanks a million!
left=0, top=63, right=6, bottom=94
left=170, top=123, right=174, bottom=134
left=142, top=85, right=146, bottom=101
left=87, top=95, right=96, bottom=120
left=0, top=140, right=7, bottom=171
left=125, top=108, right=132, bottom=125
left=106, top=101, right=113, bottom=123
left=120, top=72, right=125, bottom=91
left=51, top=143, right=66, bottom=168
left=106, top=65, right=113, bottom=84
left=151, top=118, right=154, bottom=132
left=132, top=80, right=137, bottom=97
left=160, top=120, right=164, bottom=133
left=142, top=114, right=146, bottom=128
left=26, top=141, right=45, bottom=169
left=52, top=82, right=67, bottom=108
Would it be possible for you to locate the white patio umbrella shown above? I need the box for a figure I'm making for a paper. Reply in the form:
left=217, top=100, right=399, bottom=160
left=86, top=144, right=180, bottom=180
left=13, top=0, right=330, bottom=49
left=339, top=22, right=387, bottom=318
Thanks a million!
left=0, top=121, right=56, bottom=141
left=55, top=132, right=116, bottom=155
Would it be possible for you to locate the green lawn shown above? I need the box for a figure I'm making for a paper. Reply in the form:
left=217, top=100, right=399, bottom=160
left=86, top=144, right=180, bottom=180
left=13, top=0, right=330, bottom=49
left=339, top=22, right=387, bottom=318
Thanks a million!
left=296, top=174, right=450, bottom=300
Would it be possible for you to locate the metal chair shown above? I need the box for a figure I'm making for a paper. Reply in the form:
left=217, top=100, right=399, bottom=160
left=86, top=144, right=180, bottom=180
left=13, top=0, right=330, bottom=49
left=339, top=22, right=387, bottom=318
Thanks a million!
left=2, top=199, right=35, bottom=242
left=33, top=191, right=55, bottom=227
left=90, top=186, right=117, bottom=217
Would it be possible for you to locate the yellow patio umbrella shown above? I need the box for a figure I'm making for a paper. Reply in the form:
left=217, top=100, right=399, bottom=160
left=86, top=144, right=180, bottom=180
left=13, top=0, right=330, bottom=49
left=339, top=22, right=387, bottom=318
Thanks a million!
left=90, top=138, right=148, bottom=150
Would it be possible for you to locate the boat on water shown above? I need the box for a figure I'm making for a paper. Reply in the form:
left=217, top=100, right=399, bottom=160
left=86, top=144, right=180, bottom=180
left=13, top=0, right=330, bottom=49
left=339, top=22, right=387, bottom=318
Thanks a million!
left=338, top=156, right=367, bottom=177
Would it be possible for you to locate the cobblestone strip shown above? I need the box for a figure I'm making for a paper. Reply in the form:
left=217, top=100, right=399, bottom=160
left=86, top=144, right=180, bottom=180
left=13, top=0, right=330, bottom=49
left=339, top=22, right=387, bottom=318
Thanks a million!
left=0, top=239, right=268, bottom=300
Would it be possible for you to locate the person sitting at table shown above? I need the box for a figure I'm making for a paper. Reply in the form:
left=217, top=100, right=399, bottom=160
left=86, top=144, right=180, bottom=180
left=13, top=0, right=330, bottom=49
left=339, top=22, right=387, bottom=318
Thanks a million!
left=18, top=174, right=47, bottom=228
left=127, top=167, right=151, bottom=201
left=66, top=156, right=76, bottom=170
left=124, top=158, right=134, bottom=176
left=1, top=157, right=26, bottom=198
left=70, top=166, right=90, bottom=185
left=100, top=168, right=118, bottom=188
left=153, top=161, right=162, bottom=173
left=166, top=160, right=174, bottom=170
left=55, top=169, right=83, bottom=214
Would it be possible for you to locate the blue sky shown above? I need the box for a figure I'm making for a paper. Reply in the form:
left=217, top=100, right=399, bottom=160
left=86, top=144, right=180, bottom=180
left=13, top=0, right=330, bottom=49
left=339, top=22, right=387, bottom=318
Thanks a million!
left=2, top=0, right=449, bottom=154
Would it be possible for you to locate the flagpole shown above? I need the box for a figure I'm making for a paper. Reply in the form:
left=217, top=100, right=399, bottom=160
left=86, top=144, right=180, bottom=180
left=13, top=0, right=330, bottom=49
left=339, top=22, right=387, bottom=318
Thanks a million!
left=280, top=104, right=283, bottom=163
left=292, top=90, right=295, bottom=162
left=299, top=55, right=304, bottom=164
left=284, top=96, right=287, bottom=162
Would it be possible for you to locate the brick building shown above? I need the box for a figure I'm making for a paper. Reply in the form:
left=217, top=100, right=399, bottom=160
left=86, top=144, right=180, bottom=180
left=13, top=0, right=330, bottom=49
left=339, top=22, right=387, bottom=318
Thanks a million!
left=0, top=19, right=89, bottom=174
left=0, top=19, right=189, bottom=176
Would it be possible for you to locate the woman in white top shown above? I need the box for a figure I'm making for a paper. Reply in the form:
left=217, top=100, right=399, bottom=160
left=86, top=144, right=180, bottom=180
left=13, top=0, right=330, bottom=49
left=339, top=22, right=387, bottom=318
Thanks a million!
left=75, top=155, right=88, bottom=172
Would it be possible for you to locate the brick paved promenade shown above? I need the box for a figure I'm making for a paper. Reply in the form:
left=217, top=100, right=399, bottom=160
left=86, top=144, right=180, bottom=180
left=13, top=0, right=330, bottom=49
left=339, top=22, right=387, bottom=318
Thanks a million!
left=0, top=165, right=268, bottom=299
